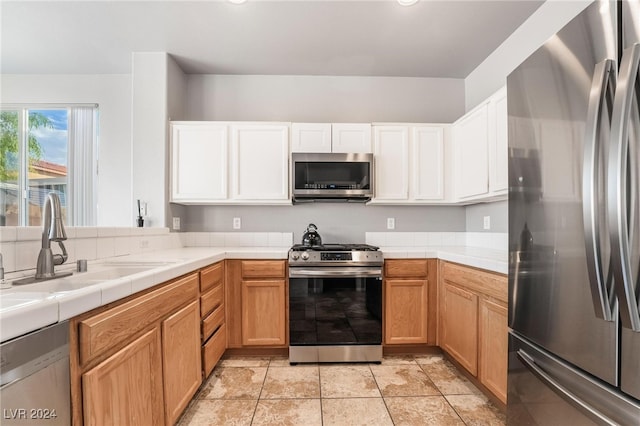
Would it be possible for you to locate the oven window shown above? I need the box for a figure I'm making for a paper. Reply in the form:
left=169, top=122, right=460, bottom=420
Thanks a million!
left=289, top=277, right=382, bottom=345
left=294, top=162, right=371, bottom=190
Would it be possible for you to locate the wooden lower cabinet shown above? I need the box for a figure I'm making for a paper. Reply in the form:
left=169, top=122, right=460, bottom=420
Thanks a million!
left=71, top=272, right=204, bottom=426
left=242, top=280, right=286, bottom=345
left=439, top=261, right=508, bottom=404
left=82, top=328, right=164, bottom=426
left=479, top=297, right=508, bottom=404
left=162, top=300, right=202, bottom=426
left=200, top=261, right=226, bottom=379
left=383, top=259, right=437, bottom=346
left=441, top=283, right=479, bottom=375
left=226, top=260, right=288, bottom=348
left=385, top=279, right=428, bottom=344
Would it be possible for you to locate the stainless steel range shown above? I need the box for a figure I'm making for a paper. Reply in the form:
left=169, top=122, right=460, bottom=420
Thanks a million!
left=288, top=243, right=383, bottom=363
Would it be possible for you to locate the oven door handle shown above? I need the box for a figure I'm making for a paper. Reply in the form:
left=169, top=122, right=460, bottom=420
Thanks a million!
left=289, top=267, right=382, bottom=278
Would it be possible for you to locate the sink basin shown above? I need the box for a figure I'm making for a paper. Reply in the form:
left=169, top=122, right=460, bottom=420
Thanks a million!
left=101, top=260, right=178, bottom=267
left=7, top=264, right=163, bottom=293
left=76, top=266, right=156, bottom=281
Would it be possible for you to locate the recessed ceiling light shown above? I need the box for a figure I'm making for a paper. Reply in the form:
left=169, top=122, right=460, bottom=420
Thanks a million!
left=229, top=0, right=247, bottom=4
left=397, top=0, right=419, bottom=6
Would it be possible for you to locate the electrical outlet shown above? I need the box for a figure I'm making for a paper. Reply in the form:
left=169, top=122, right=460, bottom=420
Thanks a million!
left=387, top=218, right=395, bottom=230
left=233, top=217, right=241, bottom=229
left=483, top=216, right=491, bottom=230
left=172, top=217, right=181, bottom=230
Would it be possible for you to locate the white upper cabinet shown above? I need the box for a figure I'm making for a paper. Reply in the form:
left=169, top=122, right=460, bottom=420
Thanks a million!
left=230, top=124, right=290, bottom=201
left=372, top=124, right=449, bottom=204
left=454, top=102, right=490, bottom=199
left=374, top=126, right=410, bottom=200
left=291, top=123, right=332, bottom=153
left=170, top=123, right=228, bottom=202
left=412, top=126, right=445, bottom=200
left=489, top=87, right=508, bottom=193
left=452, top=86, right=508, bottom=202
left=170, top=122, right=291, bottom=205
left=331, top=123, right=372, bottom=153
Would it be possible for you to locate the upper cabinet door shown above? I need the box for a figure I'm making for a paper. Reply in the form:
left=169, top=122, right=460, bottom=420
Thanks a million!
left=171, top=123, right=228, bottom=202
left=489, top=88, right=508, bottom=193
left=373, top=126, right=409, bottom=200
left=291, top=123, right=332, bottom=153
left=331, top=123, right=372, bottom=153
left=230, top=124, right=290, bottom=201
left=454, top=104, right=489, bottom=199
left=412, top=126, right=445, bottom=200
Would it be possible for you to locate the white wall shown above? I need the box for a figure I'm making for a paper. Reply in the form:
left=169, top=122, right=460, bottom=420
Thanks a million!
left=0, top=74, right=132, bottom=227
left=187, top=75, right=465, bottom=123
left=464, top=0, right=592, bottom=111
left=166, top=55, right=188, bottom=229
left=131, top=52, right=169, bottom=228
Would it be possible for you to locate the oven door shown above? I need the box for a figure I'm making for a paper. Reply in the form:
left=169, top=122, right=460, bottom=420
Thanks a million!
left=289, top=268, right=382, bottom=347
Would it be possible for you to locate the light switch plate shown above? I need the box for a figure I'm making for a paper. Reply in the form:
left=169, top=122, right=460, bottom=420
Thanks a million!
left=483, top=216, right=491, bottom=230
left=172, top=217, right=180, bottom=230
left=233, top=217, right=241, bottom=229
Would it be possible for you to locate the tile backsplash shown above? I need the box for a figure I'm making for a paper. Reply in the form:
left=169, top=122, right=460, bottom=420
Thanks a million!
left=365, top=232, right=508, bottom=251
left=0, top=227, right=179, bottom=274
left=179, top=232, right=293, bottom=248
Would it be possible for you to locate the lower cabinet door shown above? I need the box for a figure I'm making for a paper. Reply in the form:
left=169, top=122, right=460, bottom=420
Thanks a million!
left=479, top=298, right=508, bottom=403
left=241, top=280, right=286, bottom=346
left=442, top=283, right=479, bottom=375
left=384, top=279, right=428, bottom=344
left=162, top=301, right=203, bottom=425
left=82, top=328, right=164, bottom=426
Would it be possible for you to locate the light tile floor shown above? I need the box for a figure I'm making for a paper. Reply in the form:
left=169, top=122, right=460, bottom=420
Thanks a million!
left=178, top=354, right=506, bottom=426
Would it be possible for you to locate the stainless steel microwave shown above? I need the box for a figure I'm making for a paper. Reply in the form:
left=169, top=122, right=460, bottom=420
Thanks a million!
left=291, top=153, right=374, bottom=203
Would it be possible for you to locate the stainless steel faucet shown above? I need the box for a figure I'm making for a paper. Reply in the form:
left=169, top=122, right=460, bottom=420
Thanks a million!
left=14, top=193, right=72, bottom=285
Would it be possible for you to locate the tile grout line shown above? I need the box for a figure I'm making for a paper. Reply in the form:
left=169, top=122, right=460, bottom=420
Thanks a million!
left=414, top=355, right=471, bottom=426
left=368, top=362, right=396, bottom=425
left=318, top=364, right=324, bottom=426
left=248, top=359, right=272, bottom=425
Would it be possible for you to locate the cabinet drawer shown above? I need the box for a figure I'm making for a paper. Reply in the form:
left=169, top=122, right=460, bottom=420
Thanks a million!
left=79, top=273, right=199, bottom=364
left=202, top=304, right=225, bottom=342
left=241, top=260, right=285, bottom=278
left=385, top=259, right=428, bottom=278
left=201, top=283, right=223, bottom=317
left=203, top=324, right=227, bottom=378
left=442, top=262, right=507, bottom=303
left=200, top=262, right=223, bottom=293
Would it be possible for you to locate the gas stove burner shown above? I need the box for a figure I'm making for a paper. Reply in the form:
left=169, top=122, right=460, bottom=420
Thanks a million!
left=290, top=243, right=379, bottom=252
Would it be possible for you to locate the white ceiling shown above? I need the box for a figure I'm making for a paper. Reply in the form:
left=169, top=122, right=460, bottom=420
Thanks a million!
left=1, top=0, right=544, bottom=77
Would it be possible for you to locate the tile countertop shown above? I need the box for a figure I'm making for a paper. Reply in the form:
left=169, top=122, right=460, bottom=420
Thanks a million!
left=0, top=245, right=506, bottom=343
left=379, top=246, right=508, bottom=275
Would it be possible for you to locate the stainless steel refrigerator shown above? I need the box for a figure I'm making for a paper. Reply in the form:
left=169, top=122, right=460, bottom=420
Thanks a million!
left=507, top=1, right=640, bottom=424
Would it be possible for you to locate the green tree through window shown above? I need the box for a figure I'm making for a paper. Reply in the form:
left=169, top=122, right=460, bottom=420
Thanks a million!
left=0, top=110, right=49, bottom=180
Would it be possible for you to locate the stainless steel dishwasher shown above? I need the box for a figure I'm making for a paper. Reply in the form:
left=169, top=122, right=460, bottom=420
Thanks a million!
left=0, top=321, right=70, bottom=425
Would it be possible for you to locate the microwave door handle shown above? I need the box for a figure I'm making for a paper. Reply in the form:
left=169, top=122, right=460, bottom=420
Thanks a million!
left=583, top=58, right=617, bottom=321
left=609, top=43, right=640, bottom=332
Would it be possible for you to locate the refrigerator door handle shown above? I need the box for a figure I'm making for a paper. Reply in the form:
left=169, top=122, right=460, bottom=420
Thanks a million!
left=583, top=58, right=617, bottom=321
left=516, top=350, right=617, bottom=425
left=609, top=43, right=640, bottom=332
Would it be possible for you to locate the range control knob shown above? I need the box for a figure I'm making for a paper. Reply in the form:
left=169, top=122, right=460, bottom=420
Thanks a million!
left=291, top=253, right=300, bottom=260
left=301, top=252, right=310, bottom=260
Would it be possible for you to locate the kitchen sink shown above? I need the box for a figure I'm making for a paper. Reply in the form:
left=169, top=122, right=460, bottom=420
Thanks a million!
left=5, top=261, right=178, bottom=294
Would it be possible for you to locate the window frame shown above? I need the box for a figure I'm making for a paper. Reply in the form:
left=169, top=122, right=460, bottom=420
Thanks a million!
left=0, top=103, right=98, bottom=226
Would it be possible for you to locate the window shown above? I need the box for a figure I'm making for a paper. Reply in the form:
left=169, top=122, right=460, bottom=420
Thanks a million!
left=0, top=105, right=98, bottom=226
